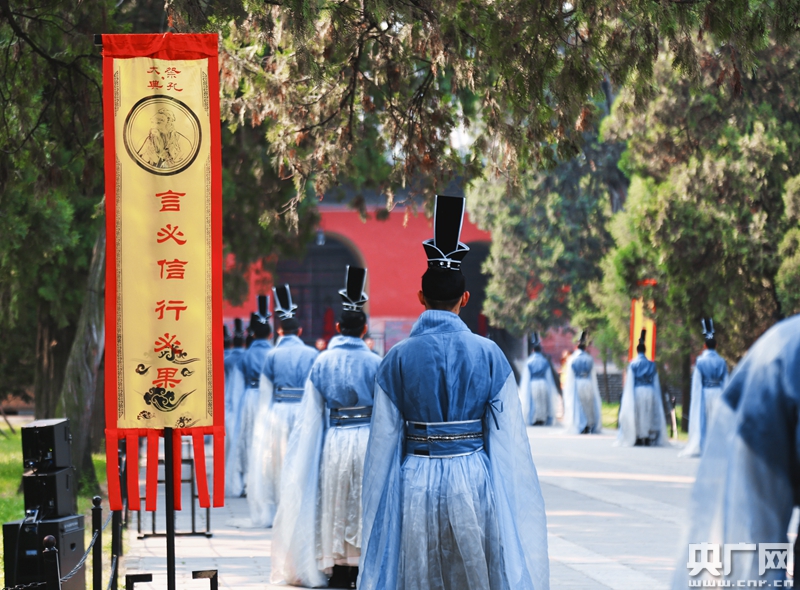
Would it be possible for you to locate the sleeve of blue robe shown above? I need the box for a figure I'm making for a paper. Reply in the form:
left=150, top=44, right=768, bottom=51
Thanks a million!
left=651, top=372, right=669, bottom=446
left=358, top=383, right=404, bottom=590
left=244, top=372, right=274, bottom=524
left=518, top=360, right=532, bottom=425
left=590, top=365, right=603, bottom=433
left=616, top=365, right=636, bottom=447
left=562, top=356, right=583, bottom=434
left=672, top=319, right=800, bottom=587
left=486, top=373, right=551, bottom=589
left=224, top=363, right=246, bottom=496
left=270, top=378, right=328, bottom=588
left=679, top=367, right=704, bottom=457
left=545, top=366, right=558, bottom=425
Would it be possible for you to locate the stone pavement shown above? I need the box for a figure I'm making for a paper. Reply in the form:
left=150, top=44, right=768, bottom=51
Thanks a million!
left=122, top=427, right=700, bottom=589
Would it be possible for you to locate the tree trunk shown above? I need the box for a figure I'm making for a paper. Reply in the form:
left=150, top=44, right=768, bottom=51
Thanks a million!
left=58, top=227, right=105, bottom=493
left=34, top=312, right=75, bottom=419
left=90, top=355, right=105, bottom=453
left=681, top=350, right=691, bottom=432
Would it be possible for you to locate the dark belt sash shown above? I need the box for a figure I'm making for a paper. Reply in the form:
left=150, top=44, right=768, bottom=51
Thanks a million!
left=634, top=376, right=655, bottom=386
left=247, top=380, right=259, bottom=388
left=274, top=387, right=304, bottom=403
left=702, top=379, right=722, bottom=388
left=574, top=371, right=591, bottom=379
left=329, top=406, right=372, bottom=428
left=405, top=419, right=484, bottom=458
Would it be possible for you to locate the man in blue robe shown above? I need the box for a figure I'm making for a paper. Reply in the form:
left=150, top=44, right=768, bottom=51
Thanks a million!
left=271, top=266, right=380, bottom=589
left=680, top=318, right=729, bottom=457
left=247, top=284, right=319, bottom=527
left=224, top=319, right=247, bottom=496
left=359, top=195, right=549, bottom=590
left=617, top=330, right=668, bottom=447
left=233, top=297, right=273, bottom=497
left=672, top=315, right=800, bottom=587
left=519, top=332, right=559, bottom=426
left=562, top=331, right=603, bottom=434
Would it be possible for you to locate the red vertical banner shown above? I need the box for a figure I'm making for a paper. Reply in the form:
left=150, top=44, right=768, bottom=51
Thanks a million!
left=102, top=33, right=224, bottom=511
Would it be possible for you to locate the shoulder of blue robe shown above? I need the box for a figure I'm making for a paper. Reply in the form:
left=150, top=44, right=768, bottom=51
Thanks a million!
left=310, top=338, right=381, bottom=408
left=487, top=373, right=550, bottom=589
left=270, top=378, right=328, bottom=587
left=242, top=340, right=272, bottom=383
left=527, top=353, right=551, bottom=377
left=376, top=311, right=512, bottom=415
left=672, top=316, right=800, bottom=588
left=263, top=337, right=319, bottom=386
left=696, top=349, right=728, bottom=382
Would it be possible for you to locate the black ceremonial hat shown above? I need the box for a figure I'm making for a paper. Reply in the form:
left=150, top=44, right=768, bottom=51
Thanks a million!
left=422, top=195, right=470, bottom=271
left=701, top=317, right=715, bottom=340
left=233, top=318, right=245, bottom=338
left=638, top=329, right=646, bottom=346
left=339, top=266, right=368, bottom=312
left=578, top=331, right=588, bottom=347
left=273, top=284, right=298, bottom=320
left=253, top=295, right=271, bottom=325
left=530, top=332, right=541, bottom=348
left=223, top=324, right=232, bottom=345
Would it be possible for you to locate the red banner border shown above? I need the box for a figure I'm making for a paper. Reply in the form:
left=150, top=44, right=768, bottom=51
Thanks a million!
left=103, top=33, right=224, bottom=511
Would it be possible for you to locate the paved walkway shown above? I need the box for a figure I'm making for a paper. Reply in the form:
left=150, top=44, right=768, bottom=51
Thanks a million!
left=122, top=427, right=699, bottom=589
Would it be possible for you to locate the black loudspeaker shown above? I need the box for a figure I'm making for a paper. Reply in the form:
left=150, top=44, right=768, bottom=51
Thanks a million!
left=21, top=418, right=72, bottom=471
left=3, top=514, right=85, bottom=590
left=22, top=468, right=76, bottom=519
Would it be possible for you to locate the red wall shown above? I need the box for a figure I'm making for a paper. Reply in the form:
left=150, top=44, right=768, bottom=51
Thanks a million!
left=223, top=205, right=491, bottom=322
left=318, top=206, right=490, bottom=318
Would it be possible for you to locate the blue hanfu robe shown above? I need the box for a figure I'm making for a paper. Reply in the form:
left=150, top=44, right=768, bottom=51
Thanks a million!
left=223, top=347, right=246, bottom=496
left=232, top=339, right=272, bottom=496
left=271, top=335, right=381, bottom=587
left=359, top=310, right=549, bottom=590
left=671, top=315, right=800, bottom=588
left=519, top=352, right=559, bottom=426
left=616, top=353, right=668, bottom=447
left=562, top=349, right=603, bottom=434
left=680, top=349, right=729, bottom=457
left=247, top=334, right=318, bottom=527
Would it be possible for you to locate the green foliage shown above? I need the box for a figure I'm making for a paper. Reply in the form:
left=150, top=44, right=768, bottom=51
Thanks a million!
left=602, top=39, right=800, bottom=361
left=467, top=131, right=625, bottom=336
left=169, top=0, right=800, bottom=209
left=776, top=228, right=800, bottom=316
left=0, top=1, right=113, bottom=404
left=0, top=428, right=25, bottom=582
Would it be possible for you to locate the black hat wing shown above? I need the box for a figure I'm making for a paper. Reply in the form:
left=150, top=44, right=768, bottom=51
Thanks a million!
left=233, top=318, right=244, bottom=337
left=639, top=329, right=646, bottom=346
